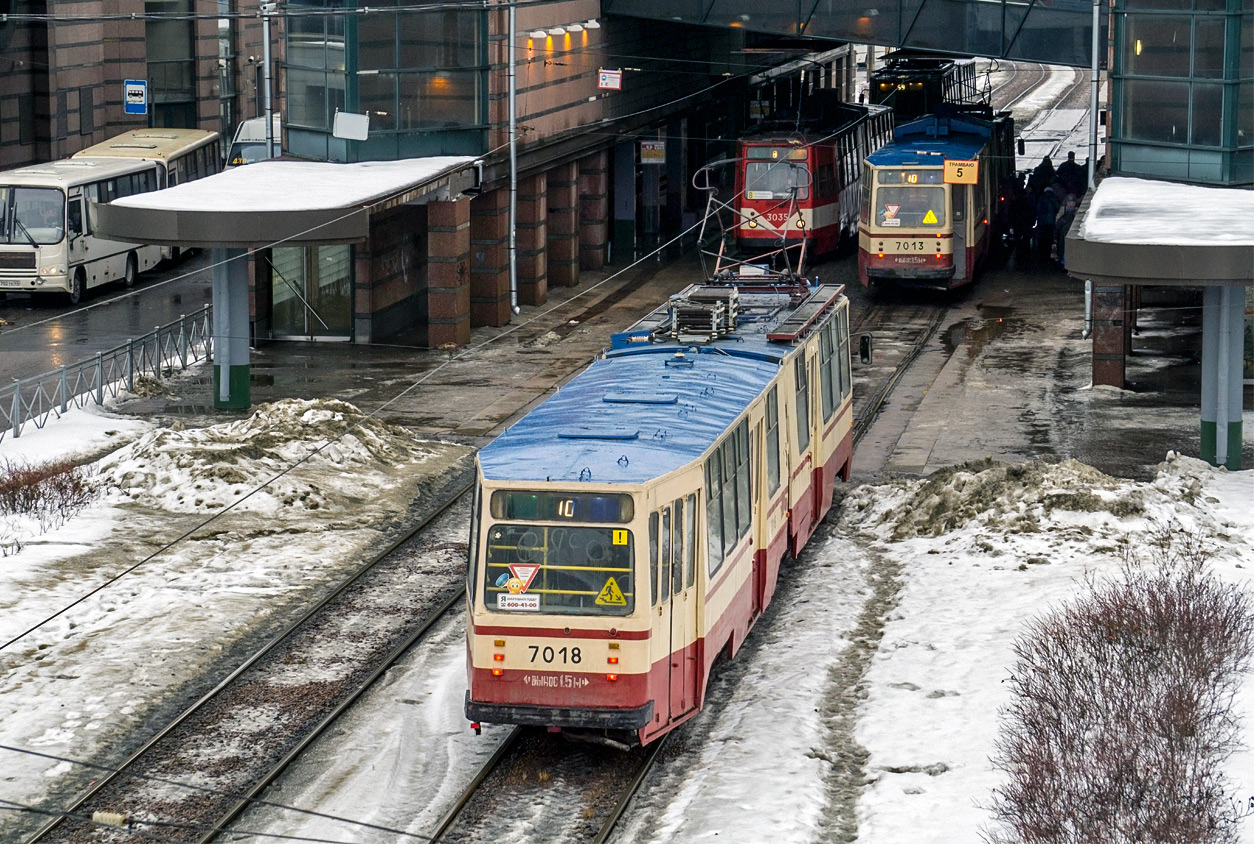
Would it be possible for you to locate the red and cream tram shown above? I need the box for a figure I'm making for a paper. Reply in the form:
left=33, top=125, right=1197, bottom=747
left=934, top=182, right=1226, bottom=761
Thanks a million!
left=465, top=273, right=861, bottom=746
left=735, top=97, right=892, bottom=260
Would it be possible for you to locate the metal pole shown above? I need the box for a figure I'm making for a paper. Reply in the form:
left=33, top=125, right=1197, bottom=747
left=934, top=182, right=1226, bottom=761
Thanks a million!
left=1088, top=0, right=1100, bottom=190
left=1215, top=286, right=1233, bottom=468
left=262, top=2, right=276, bottom=159
left=508, top=0, right=520, bottom=314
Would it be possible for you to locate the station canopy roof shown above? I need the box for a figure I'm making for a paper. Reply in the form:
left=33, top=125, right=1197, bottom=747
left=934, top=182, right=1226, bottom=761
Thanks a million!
left=96, top=156, right=477, bottom=248
left=1066, top=176, right=1254, bottom=287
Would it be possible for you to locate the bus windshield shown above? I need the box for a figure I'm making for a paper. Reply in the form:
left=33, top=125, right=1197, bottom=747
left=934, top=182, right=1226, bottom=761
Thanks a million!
left=0, top=187, right=65, bottom=246
left=482, top=524, right=635, bottom=616
left=874, top=185, right=946, bottom=227
left=744, top=161, right=810, bottom=200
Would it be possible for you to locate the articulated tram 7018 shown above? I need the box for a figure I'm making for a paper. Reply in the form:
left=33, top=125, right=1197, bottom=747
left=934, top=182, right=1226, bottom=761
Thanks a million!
left=464, top=270, right=862, bottom=746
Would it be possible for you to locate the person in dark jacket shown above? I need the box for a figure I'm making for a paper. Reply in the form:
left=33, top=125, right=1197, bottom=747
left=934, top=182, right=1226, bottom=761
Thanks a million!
left=1028, top=155, right=1056, bottom=194
left=1035, top=185, right=1062, bottom=262
left=1056, top=151, right=1086, bottom=197
left=1055, top=193, right=1079, bottom=264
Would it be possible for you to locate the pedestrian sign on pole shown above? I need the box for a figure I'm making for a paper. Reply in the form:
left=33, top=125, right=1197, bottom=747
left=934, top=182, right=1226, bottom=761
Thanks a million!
left=124, top=80, right=148, bottom=115
left=598, top=68, right=622, bottom=90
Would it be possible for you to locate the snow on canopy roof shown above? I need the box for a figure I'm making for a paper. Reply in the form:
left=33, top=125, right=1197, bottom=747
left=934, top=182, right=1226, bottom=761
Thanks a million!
left=112, top=156, right=476, bottom=213
left=1079, top=176, right=1254, bottom=246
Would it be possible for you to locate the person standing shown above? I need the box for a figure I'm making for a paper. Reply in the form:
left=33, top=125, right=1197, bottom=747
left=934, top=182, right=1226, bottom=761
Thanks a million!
left=1056, top=151, right=1086, bottom=198
left=1035, top=185, right=1062, bottom=263
left=1055, top=193, right=1079, bottom=265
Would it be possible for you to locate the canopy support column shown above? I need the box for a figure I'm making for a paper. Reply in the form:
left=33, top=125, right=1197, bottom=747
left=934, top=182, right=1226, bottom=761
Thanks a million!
left=212, top=247, right=252, bottom=410
left=1200, top=284, right=1244, bottom=469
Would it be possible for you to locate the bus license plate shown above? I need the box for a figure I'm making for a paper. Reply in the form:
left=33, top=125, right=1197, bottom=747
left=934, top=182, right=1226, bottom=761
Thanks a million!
left=0, top=279, right=26, bottom=287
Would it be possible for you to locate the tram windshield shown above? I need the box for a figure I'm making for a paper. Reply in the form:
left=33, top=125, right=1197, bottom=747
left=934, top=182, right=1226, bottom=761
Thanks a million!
left=483, top=524, right=635, bottom=617
left=873, top=185, right=946, bottom=227
left=0, top=187, right=65, bottom=246
left=744, top=161, right=810, bottom=200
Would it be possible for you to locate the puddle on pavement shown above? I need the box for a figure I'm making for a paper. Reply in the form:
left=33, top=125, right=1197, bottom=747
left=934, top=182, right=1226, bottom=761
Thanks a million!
left=942, top=304, right=1019, bottom=360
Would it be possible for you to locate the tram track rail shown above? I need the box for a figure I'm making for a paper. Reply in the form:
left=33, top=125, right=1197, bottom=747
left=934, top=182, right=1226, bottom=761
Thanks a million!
left=428, top=728, right=668, bottom=844
left=422, top=294, right=950, bottom=844
left=24, top=469, right=475, bottom=844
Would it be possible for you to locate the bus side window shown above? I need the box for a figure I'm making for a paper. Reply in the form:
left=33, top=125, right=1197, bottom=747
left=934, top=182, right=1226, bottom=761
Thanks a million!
left=67, top=199, right=83, bottom=239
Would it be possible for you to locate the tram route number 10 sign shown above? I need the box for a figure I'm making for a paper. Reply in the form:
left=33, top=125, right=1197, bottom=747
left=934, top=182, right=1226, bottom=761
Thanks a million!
left=944, top=159, right=979, bottom=185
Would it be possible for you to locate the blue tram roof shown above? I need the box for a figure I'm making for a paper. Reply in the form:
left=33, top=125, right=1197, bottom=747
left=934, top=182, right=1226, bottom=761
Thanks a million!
left=479, top=282, right=842, bottom=485
left=866, top=111, right=995, bottom=168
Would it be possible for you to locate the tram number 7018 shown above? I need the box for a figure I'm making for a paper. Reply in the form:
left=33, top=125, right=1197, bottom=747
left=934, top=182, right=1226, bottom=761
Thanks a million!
left=529, top=645, right=583, bottom=664
left=895, top=240, right=927, bottom=251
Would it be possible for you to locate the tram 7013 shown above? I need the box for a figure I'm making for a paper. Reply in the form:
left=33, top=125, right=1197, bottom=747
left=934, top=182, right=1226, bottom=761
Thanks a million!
left=858, top=106, right=1015, bottom=290
left=735, top=94, right=892, bottom=259
left=465, top=273, right=862, bottom=746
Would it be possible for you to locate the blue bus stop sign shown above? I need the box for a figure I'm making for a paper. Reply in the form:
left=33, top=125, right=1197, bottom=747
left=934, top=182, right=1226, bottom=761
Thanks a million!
left=124, top=80, right=148, bottom=115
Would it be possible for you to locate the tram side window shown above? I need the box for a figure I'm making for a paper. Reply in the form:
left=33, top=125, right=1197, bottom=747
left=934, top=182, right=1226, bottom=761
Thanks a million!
left=683, top=494, right=696, bottom=588
left=838, top=308, right=852, bottom=401
left=819, top=323, right=837, bottom=422
left=736, top=422, right=751, bottom=537
left=816, top=162, right=835, bottom=197
left=766, top=387, right=781, bottom=495
left=660, top=507, right=672, bottom=604
left=795, top=355, right=811, bottom=451
left=721, top=442, right=737, bottom=558
left=672, top=499, right=685, bottom=594
left=649, top=512, right=660, bottom=607
left=467, top=484, right=481, bottom=599
left=859, top=164, right=872, bottom=224
left=706, top=460, right=724, bottom=575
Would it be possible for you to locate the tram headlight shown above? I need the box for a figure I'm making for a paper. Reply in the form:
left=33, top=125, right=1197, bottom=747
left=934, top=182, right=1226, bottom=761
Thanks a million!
left=747, top=218, right=758, bottom=228
left=796, top=218, right=806, bottom=229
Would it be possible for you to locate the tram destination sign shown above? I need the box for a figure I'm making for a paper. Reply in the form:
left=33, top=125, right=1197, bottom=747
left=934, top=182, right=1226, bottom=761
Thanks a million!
left=944, top=159, right=979, bottom=184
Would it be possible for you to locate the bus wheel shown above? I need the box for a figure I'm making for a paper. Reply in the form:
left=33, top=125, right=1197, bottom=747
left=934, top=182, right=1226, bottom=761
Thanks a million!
left=123, top=253, right=138, bottom=288
left=67, top=269, right=85, bottom=306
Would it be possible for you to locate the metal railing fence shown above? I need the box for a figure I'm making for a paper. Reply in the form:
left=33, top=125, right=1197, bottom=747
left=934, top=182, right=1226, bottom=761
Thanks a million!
left=1, top=306, right=213, bottom=443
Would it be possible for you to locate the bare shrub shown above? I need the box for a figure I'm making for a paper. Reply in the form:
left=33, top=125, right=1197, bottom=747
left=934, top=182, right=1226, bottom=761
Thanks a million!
left=986, top=522, right=1254, bottom=844
left=0, top=457, right=105, bottom=534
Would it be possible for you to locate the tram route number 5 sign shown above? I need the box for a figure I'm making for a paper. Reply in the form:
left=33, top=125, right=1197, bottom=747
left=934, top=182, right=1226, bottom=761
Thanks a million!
left=124, top=80, right=148, bottom=115
left=944, top=159, right=978, bottom=185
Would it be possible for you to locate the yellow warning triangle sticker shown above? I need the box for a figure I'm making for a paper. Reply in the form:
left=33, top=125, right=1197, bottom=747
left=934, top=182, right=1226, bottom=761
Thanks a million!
left=595, top=577, right=627, bottom=606
left=922, top=209, right=938, bottom=224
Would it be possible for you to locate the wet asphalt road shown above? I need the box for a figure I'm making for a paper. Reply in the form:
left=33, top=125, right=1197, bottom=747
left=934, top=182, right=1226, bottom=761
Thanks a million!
left=0, top=252, right=215, bottom=381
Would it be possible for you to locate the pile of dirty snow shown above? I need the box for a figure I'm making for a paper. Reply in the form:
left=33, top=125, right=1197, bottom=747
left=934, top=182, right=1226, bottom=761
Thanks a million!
left=99, top=398, right=446, bottom=515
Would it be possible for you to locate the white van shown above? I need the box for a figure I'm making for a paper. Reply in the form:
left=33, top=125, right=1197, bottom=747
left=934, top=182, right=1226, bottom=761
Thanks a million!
left=226, top=115, right=282, bottom=167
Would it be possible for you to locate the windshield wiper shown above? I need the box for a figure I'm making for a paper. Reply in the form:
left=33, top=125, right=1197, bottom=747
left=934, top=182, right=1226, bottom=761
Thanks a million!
left=13, top=218, right=38, bottom=247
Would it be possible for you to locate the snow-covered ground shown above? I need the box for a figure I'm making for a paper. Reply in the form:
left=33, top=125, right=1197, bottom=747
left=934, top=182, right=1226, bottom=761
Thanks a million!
left=0, top=399, right=471, bottom=841
left=1, top=401, right=1251, bottom=842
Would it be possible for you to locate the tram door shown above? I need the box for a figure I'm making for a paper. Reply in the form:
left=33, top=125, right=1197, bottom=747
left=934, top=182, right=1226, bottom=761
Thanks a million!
left=952, top=185, right=969, bottom=281
left=663, top=496, right=699, bottom=720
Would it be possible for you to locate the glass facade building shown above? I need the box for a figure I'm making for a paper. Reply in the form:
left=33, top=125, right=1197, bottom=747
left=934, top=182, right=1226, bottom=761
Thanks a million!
left=285, top=0, right=488, bottom=161
left=1112, top=0, right=1253, bottom=184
